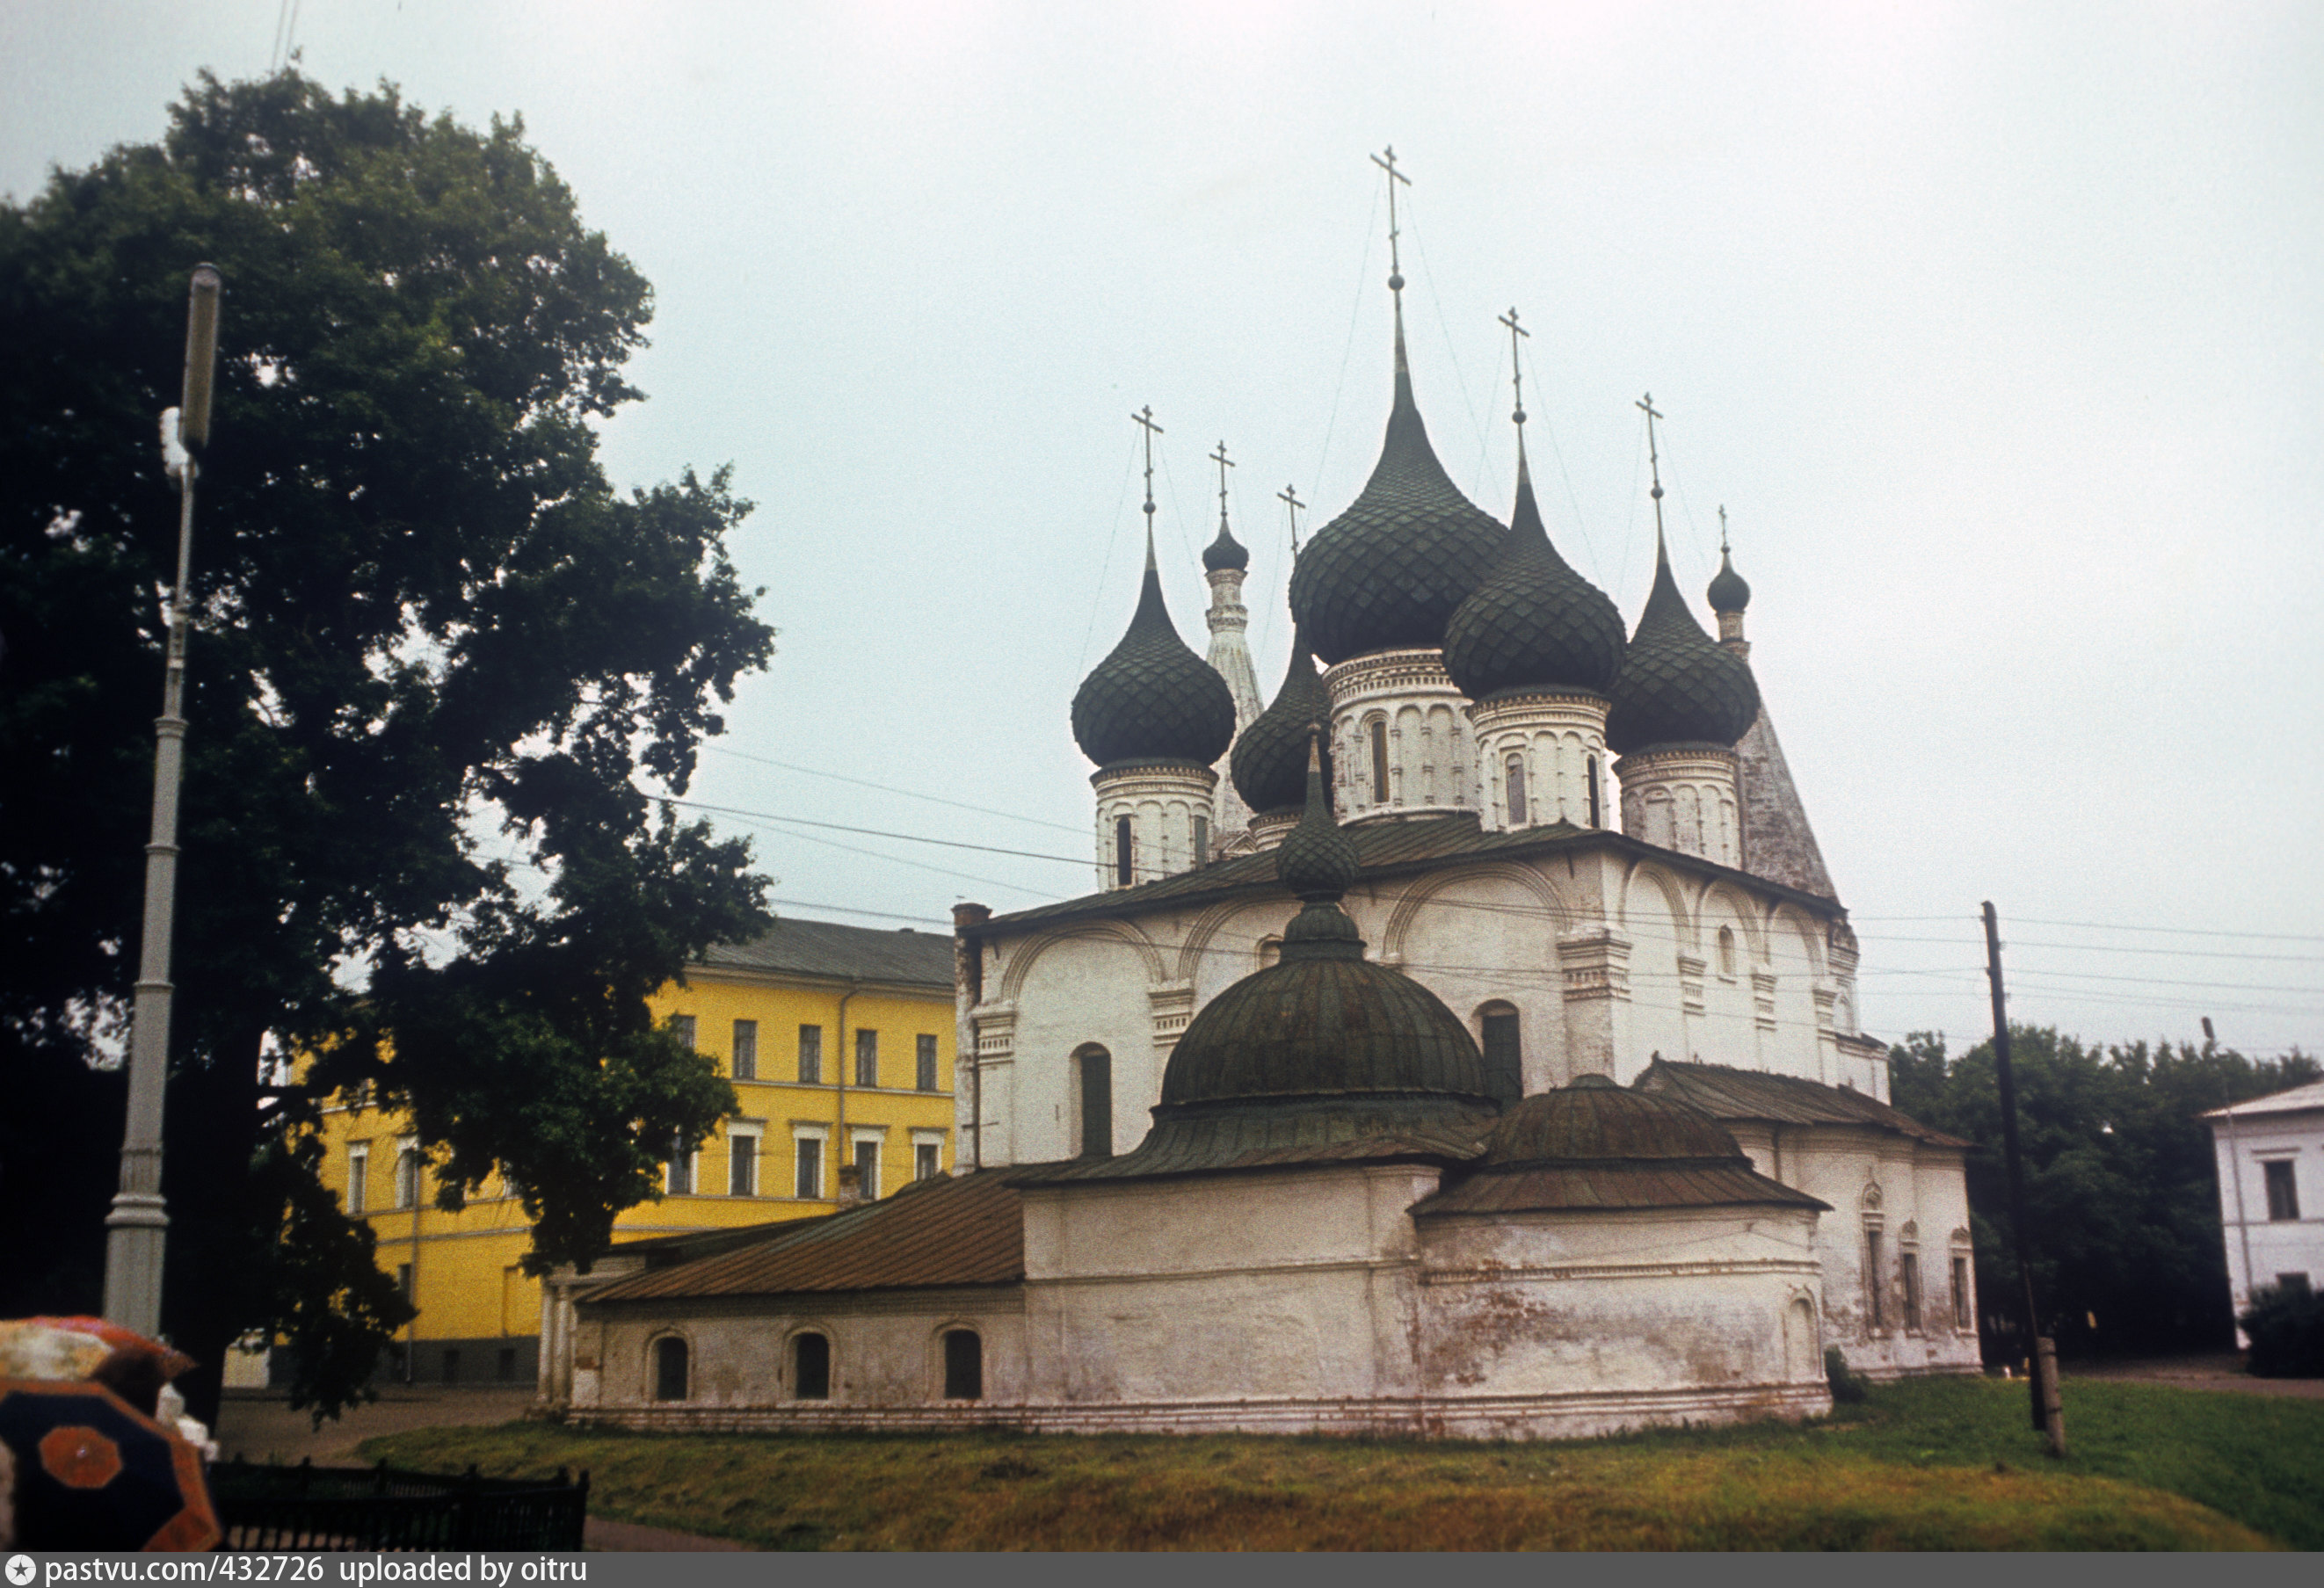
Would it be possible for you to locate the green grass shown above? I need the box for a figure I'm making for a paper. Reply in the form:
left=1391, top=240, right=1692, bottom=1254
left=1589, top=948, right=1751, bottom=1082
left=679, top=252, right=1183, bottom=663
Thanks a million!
left=357, top=1376, right=2324, bottom=1551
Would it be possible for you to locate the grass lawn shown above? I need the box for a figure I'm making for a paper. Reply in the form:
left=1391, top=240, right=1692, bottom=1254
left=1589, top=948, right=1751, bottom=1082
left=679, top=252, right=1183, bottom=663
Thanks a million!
left=358, top=1376, right=2324, bottom=1551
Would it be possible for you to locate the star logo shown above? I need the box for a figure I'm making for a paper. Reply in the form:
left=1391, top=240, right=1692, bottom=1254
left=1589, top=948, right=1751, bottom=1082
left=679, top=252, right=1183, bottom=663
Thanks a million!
left=7, top=1554, right=37, bottom=1585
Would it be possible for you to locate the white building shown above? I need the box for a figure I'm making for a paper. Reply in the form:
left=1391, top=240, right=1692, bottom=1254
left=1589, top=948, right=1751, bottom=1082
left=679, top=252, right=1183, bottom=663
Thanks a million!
left=2204, top=1078, right=2324, bottom=1341
left=542, top=238, right=1984, bottom=1437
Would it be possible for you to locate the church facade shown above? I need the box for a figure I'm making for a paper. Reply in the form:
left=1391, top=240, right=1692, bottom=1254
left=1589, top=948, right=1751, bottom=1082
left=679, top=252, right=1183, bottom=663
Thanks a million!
left=545, top=219, right=1981, bottom=1438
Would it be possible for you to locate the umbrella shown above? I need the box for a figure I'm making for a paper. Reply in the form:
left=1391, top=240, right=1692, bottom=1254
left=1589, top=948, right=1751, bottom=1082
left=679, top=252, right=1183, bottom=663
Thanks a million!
left=0, top=1380, right=219, bottom=1551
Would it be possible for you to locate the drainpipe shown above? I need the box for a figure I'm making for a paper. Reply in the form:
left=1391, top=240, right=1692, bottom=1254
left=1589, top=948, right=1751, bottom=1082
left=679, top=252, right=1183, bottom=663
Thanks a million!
left=834, top=978, right=861, bottom=1198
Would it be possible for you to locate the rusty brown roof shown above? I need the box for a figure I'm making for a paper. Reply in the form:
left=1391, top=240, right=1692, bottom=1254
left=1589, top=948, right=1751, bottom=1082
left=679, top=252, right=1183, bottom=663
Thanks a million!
left=698, top=917, right=953, bottom=987
left=1635, top=1059, right=1969, bottom=1148
left=581, top=1170, right=1027, bottom=1303
left=980, top=815, right=1844, bottom=933
left=1412, top=1159, right=1828, bottom=1216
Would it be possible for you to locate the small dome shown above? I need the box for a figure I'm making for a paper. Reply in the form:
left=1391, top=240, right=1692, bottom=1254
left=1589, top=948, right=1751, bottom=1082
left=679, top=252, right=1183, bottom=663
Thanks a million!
left=1202, top=517, right=1250, bottom=572
left=1230, top=624, right=1333, bottom=815
left=1287, top=324, right=1504, bottom=664
left=1442, top=459, right=1626, bottom=700
left=1604, top=540, right=1760, bottom=753
left=1480, top=1074, right=1744, bottom=1165
left=1071, top=547, right=1238, bottom=769
left=1707, top=547, right=1751, bottom=614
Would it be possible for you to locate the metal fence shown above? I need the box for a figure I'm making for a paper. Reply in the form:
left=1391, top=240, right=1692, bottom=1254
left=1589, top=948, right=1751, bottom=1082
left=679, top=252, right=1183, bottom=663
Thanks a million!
left=210, top=1457, right=588, bottom=1551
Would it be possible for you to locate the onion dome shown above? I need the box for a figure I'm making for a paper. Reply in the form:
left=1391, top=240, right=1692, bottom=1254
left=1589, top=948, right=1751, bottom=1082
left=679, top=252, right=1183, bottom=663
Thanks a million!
left=1159, top=742, right=1493, bottom=1113
left=1707, top=546, right=1751, bottom=615
left=1287, top=320, right=1505, bottom=664
left=1604, top=536, right=1760, bottom=753
left=1230, top=624, right=1333, bottom=815
left=1071, top=538, right=1238, bottom=769
left=1202, top=516, right=1249, bottom=572
left=1442, top=456, right=1626, bottom=700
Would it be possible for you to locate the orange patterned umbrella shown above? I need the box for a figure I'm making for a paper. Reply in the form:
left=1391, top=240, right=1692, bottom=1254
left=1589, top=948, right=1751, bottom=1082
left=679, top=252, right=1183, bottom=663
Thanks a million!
left=0, top=1379, right=218, bottom=1550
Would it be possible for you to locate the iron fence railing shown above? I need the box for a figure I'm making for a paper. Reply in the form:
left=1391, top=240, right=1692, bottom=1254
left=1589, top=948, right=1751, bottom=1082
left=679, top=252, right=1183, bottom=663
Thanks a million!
left=210, top=1457, right=588, bottom=1551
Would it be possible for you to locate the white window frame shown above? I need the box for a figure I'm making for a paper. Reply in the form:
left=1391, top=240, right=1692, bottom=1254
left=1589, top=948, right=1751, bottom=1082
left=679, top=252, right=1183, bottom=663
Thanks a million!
left=665, top=1137, right=698, bottom=1196
left=393, top=1136, right=419, bottom=1211
left=910, top=1128, right=947, bottom=1182
left=727, top=1125, right=762, bottom=1198
left=792, top=1126, right=829, bottom=1201
left=850, top=1127, right=886, bottom=1200
left=347, top=1142, right=370, bottom=1215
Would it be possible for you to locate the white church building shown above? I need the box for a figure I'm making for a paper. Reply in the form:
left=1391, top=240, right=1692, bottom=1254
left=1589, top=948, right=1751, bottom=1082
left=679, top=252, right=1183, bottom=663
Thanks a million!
left=543, top=222, right=1983, bottom=1439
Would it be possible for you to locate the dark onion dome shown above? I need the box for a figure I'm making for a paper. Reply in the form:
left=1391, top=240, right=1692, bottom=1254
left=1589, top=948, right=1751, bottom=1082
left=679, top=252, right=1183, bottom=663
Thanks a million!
left=1230, top=623, right=1333, bottom=815
left=1070, top=539, right=1238, bottom=769
left=1159, top=743, right=1494, bottom=1114
left=1707, top=545, right=1751, bottom=614
left=1287, top=323, right=1505, bottom=663
left=1442, top=455, right=1626, bottom=700
left=1408, top=1074, right=1830, bottom=1217
left=1604, top=536, right=1760, bottom=753
left=1202, top=514, right=1250, bottom=572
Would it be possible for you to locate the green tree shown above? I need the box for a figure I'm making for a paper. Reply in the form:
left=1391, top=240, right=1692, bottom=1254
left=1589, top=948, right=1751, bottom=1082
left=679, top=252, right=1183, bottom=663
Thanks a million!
left=1890, top=1027, right=2318, bottom=1357
left=0, top=69, right=775, bottom=1422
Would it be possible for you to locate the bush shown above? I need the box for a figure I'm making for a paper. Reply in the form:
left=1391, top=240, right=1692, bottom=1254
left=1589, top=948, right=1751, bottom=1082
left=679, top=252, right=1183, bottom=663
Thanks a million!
left=1825, top=1345, right=1868, bottom=1403
left=2241, top=1287, right=2324, bottom=1378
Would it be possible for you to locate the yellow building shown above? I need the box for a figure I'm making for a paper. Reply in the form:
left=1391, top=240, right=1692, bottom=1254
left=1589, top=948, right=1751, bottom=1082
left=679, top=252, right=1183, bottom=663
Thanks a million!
left=309, top=917, right=958, bottom=1387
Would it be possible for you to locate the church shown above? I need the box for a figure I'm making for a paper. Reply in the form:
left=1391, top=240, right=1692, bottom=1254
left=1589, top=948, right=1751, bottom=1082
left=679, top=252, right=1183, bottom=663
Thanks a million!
left=540, top=187, right=1981, bottom=1439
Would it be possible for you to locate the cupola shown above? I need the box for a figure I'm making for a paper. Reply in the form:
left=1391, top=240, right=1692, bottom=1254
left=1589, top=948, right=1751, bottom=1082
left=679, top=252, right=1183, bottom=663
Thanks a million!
left=1228, top=622, right=1333, bottom=845
left=1443, top=458, right=1625, bottom=701
left=1707, top=506, right=1751, bottom=649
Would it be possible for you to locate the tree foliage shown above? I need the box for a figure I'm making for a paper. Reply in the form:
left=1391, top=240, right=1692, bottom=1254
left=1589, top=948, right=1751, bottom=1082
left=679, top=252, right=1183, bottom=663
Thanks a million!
left=1890, top=1026, right=2319, bottom=1357
left=1, top=70, right=776, bottom=1420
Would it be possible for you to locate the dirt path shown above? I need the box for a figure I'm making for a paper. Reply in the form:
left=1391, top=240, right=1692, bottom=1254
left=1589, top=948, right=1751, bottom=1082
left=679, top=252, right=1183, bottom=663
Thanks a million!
left=2061, top=1352, right=2324, bottom=1401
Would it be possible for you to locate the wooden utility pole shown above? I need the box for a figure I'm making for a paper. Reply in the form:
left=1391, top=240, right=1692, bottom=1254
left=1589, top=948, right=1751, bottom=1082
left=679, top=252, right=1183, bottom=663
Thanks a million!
left=1984, top=900, right=2064, bottom=1456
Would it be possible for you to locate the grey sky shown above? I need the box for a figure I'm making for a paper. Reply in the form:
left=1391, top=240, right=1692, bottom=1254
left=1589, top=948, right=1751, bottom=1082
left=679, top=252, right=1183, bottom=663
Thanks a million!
left=7, top=2, right=2320, bottom=1055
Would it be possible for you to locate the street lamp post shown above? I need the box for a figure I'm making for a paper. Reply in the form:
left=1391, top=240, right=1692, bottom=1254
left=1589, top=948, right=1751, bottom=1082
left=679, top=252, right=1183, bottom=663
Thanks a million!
left=103, top=264, right=222, bottom=1336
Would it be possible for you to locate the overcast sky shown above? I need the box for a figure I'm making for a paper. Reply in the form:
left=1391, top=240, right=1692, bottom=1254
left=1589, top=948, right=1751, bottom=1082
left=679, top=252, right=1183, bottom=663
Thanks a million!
left=7, top=2, right=2320, bottom=1056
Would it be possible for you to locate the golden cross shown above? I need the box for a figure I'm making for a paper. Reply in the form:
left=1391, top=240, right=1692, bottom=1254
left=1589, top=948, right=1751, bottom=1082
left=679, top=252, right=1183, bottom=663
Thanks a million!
left=1131, top=405, right=1165, bottom=525
left=1209, top=439, right=1235, bottom=530
left=1370, top=145, right=1411, bottom=292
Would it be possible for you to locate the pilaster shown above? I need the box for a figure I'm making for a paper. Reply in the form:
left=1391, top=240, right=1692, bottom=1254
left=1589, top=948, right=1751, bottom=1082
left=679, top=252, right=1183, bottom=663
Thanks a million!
left=1467, top=688, right=1612, bottom=832
left=1615, top=745, right=1742, bottom=867
left=1092, top=761, right=1219, bottom=888
left=1324, top=649, right=1477, bottom=824
left=1557, top=929, right=1633, bottom=1080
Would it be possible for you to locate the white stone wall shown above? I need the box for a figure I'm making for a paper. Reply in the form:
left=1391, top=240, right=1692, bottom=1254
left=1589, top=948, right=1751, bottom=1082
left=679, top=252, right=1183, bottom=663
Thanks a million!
left=1469, top=690, right=1611, bottom=833
left=1615, top=746, right=1742, bottom=869
left=1724, top=1122, right=1981, bottom=1378
left=1325, top=650, right=1477, bottom=823
left=571, top=1288, right=1027, bottom=1416
left=1091, top=763, right=1217, bottom=891
left=2211, top=1105, right=2324, bottom=1341
left=1415, top=1205, right=1827, bottom=1399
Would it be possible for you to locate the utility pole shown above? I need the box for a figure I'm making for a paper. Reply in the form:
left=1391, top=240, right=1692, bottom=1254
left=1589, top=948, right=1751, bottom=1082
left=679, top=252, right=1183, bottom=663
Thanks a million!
left=1984, top=900, right=2063, bottom=1455
left=105, top=265, right=222, bottom=1336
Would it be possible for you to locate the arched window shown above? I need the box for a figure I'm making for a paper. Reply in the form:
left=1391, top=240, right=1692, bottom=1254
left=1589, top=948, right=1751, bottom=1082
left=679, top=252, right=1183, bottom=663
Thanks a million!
left=942, top=1329, right=984, bottom=1401
left=1369, top=718, right=1390, bottom=805
left=1478, top=1002, right=1521, bottom=1104
left=1503, top=754, right=1528, bottom=828
left=652, top=1336, right=688, bottom=1403
left=1586, top=756, right=1602, bottom=828
left=1257, top=936, right=1282, bottom=969
left=1718, top=925, right=1738, bottom=978
left=1192, top=814, right=1209, bottom=867
left=1115, top=816, right=1133, bottom=888
left=791, top=1331, right=831, bottom=1400
left=1077, top=1046, right=1114, bottom=1159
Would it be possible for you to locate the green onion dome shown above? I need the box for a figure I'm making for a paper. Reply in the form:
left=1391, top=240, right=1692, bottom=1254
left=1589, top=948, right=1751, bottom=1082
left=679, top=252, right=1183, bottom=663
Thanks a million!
left=1287, top=329, right=1505, bottom=664
left=1159, top=745, right=1493, bottom=1114
left=1202, top=516, right=1250, bottom=572
left=1229, top=623, right=1333, bottom=816
left=1604, top=539, right=1760, bottom=753
left=1442, top=458, right=1626, bottom=700
left=1479, top=1074, right=1740, bottom=1165
left=1707, top=546, right=1751, bottom=614
left=1071, top=546, right=1238, bottom=770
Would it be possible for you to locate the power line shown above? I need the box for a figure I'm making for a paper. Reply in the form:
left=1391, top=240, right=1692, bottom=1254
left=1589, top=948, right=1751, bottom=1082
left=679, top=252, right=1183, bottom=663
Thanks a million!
left=660, top=796, right=1089, bottom=867
left=707, top=745, right=1085, bottom=834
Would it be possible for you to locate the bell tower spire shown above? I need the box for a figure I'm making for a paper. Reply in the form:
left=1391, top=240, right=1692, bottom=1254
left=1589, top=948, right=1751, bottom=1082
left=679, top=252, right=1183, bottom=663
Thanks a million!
left=1199, top=438, right=1263, bottom=859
